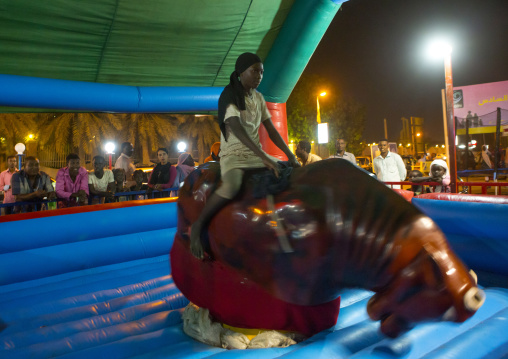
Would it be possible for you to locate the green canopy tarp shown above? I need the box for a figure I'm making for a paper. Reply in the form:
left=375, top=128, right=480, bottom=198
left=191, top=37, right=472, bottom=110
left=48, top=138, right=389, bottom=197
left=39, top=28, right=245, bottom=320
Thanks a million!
left=0, top=0, right=294, bottom=87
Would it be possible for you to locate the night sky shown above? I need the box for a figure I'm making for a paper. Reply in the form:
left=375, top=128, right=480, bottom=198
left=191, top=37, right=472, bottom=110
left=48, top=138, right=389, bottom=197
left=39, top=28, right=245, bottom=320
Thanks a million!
left=305, top=0, right=508, bottom=143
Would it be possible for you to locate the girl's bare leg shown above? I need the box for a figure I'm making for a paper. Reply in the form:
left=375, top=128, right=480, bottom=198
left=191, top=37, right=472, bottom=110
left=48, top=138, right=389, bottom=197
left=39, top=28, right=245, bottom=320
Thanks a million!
left=190, top=192, right=230, bottom=259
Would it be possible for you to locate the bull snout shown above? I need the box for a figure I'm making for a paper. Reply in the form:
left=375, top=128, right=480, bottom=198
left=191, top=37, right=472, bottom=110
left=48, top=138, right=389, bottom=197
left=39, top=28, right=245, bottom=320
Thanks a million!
left=442, top=285, right=485, bottom=322
left=463, top=287, right=485, bottom=312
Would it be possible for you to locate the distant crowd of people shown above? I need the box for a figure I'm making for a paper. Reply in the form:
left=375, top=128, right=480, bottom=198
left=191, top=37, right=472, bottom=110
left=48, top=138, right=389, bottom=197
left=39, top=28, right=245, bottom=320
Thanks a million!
left=0, top=141, right=203, bottom=215
left=290, top=137, right=454, bottom=194
left=3, top=134, right=504, bottom=216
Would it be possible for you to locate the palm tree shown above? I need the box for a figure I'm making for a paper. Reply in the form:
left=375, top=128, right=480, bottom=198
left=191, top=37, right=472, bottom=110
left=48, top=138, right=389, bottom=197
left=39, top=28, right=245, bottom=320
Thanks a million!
left=0, top=113, right=37, bottom=154
left=36, top=112, right=123, bottom=162
left=123, top=113, right=182, bottom=165
left=178, top=115, right=220, bottom=163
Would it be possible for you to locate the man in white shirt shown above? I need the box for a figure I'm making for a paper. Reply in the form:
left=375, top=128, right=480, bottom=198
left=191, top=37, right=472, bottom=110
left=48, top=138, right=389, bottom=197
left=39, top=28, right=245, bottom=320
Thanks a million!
left=328, top=138, right=356, bottom=165
left=114, top=142, right=136, bottom=188
left=373, top=139, right=406, bottom=188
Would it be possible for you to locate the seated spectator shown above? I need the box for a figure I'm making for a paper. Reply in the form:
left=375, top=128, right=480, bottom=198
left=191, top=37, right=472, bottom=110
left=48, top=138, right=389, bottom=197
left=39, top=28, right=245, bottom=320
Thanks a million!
left=11, top=156, right=56, bottom=213
left=204, top=142, right=221, bottom=163
left=407, top=169, right=425, bottom=196
left=295, top=140, right=321, bottom=166
left=130, top=169, right=148, bottom=200
left=112, top=168, right=130, bottom=202
left=171, top=152, right=196, bottom=196
left=56, top=153, right=89, bottom=208
left=130, top=169, right=148, bottom=191
left=0, top=155, right=18, bottom=215
left=88, top=155, right=115, bottom=204
left=147, top=148, right=177, bottom=198
left=409, top=159, right=451, bottom=193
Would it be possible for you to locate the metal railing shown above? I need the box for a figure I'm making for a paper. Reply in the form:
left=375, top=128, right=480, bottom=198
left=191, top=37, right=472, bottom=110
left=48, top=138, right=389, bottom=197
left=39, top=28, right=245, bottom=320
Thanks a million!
left=0, top=187, right=179, bottom=216
left=385, top=181, right=508, bottom=196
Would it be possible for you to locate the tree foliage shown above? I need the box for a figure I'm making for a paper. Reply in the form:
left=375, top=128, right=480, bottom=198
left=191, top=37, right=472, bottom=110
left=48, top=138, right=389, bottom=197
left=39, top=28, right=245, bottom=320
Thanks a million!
left=178, top=115, right=220, bottom=163
left=287, top=73, right=366, bottom=156
left=287, top=74, right=333, bottom=142
left=36, top=113, right=123, bottom=161
left=0, top=112, right=221, bottom=166
left=123, top=113, right=182, bottom=165
left=323, top=99, right=366, bottom=156
left=0, top=113, right=37, bottom=153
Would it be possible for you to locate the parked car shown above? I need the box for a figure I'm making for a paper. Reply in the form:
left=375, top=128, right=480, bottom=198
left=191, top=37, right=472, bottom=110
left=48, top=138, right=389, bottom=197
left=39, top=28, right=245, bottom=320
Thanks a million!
left=356, top=156, right=373, bottom=172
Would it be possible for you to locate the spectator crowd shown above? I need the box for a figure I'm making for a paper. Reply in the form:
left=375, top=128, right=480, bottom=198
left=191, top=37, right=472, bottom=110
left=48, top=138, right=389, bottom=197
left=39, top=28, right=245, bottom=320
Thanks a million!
left=0, top=142, right=198, bottom=215
left=2, top=136, right=506, bottom=216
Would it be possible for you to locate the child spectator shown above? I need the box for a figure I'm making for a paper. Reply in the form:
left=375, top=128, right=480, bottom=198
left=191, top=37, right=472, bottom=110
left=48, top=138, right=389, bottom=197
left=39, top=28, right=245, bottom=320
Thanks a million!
left=407, top=169, right=425, bottom=196
left=112, top=168, right=128, bottom=201
left=410, top=160, right=451, bottom=193
left=130, top=169, right=148, bottom=200
left=131, top=169, right=148, bottom=191
left=88, top=155, right=115, bottom=204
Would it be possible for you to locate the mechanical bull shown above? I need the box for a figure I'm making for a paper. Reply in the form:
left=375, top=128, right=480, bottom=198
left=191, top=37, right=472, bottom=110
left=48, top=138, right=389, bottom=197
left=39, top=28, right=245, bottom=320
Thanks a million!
left=170, top=159, right=485, bottom=338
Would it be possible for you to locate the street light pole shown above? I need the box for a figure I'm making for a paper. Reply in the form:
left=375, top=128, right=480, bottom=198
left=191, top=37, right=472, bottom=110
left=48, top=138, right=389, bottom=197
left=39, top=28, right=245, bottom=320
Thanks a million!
left=316, top=91, right=327, bottom=157
left=316, top=92, right=326, bottom=124
left=105, top=142, right=116, bottom=170
left=443, top=52, right=458, bottom=192
left=14, top=143, right=26, bottom=170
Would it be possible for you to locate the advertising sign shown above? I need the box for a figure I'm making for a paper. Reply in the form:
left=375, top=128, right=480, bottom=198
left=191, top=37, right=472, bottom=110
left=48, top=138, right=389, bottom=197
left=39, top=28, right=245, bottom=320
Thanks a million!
left=453, top=80, right=508, bottom=127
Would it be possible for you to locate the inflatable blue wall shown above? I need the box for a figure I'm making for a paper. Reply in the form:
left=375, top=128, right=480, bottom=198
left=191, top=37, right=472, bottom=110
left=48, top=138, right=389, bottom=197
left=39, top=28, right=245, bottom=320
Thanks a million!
left=1, top=198, right=508, bottom=358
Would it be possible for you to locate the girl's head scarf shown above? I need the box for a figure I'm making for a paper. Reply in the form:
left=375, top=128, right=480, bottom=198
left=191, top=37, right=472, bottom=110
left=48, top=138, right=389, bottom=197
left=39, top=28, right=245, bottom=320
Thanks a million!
left=217, top=52, right=262, bottom=140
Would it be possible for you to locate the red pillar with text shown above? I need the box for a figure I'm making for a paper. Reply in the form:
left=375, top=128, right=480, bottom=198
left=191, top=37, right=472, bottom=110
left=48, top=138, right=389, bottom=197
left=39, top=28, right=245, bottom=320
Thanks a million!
left=259, top=102, right=290, bottom=161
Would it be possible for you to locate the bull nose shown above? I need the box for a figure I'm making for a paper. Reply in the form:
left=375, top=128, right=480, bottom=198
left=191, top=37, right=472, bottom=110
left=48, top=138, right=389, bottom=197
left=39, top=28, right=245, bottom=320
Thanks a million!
left=463, top=287, right=486, bottom=312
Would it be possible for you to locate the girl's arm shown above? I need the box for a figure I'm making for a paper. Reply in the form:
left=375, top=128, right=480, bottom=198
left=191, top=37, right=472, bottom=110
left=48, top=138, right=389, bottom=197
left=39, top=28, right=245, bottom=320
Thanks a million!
left=227, top=116, right=280, bottom=177
left=262, top=119, right=300, bottom=167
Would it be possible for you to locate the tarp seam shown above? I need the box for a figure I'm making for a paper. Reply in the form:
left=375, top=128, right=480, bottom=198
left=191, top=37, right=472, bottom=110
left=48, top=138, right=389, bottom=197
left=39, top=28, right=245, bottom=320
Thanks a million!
left=211, top=0, right=254, bottom=87
left=94, top=0, right=121, bottom=83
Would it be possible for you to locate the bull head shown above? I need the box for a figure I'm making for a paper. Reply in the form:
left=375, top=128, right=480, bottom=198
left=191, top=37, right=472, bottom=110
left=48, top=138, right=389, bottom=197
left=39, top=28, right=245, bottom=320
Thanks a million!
left=366, top=217, right=485, bottom=337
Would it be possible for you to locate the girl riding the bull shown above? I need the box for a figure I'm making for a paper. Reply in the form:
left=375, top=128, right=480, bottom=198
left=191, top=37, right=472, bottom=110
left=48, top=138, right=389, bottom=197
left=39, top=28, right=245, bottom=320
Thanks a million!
left=189, top=52, right=300, bottom=259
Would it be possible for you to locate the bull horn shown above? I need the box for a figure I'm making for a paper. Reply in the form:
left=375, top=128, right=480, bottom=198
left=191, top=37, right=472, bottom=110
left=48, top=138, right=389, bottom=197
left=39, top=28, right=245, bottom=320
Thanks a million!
left=469, top=269, right=478, bottom=284
left=463, top=287, right=486, bottom=312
